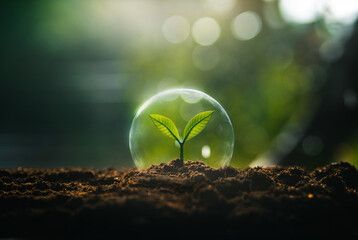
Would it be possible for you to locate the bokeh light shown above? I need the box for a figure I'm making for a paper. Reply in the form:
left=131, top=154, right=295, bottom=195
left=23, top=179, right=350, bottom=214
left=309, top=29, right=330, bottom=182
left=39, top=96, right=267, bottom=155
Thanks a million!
left=2, top=0, right=358, bottom=170
left=231, top=11, right=262, bottom=41
left=302, top=135, right=324, bottom=156
left=162, top=15, right=190, bottom=44
left=344, top=89, right=358, bottom=109
left=263, top=1, right=285, bottom=29
left=319, top=39, right=344, bottom=62
left=325, top=0, right=358, bottom=24
left=204, top=0, right=236, bottom=14
left=279, top=0, right=321, bottom=24
left=192, top=17, right=221, bottom=46
left=192, top=45, right=220, bottom=71
left=157, top=77, right=179, bottom=93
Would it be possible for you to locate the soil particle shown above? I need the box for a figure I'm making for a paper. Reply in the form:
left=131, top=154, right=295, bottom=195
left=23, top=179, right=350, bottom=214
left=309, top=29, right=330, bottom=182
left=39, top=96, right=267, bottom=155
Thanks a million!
left=0, top=159, right=357, bottom=238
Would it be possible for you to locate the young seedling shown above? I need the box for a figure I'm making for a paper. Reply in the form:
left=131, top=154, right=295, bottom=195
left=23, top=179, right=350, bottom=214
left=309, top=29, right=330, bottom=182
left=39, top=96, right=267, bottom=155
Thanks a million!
left=149, top=111, right=214, bottom=162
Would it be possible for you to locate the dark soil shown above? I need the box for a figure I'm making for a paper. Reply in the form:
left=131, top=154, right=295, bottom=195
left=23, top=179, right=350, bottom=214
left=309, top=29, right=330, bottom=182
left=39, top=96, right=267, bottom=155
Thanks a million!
left=1, top=159, right=358, bottom=239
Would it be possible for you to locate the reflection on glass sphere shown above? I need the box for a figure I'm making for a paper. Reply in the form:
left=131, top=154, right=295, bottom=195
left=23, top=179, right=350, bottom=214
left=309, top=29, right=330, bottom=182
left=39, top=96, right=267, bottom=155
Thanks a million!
left=129, top=89, right=234, bottom=169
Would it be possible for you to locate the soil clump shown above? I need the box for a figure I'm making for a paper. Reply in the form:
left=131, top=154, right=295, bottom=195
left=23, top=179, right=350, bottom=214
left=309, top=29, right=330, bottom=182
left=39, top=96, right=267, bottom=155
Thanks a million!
left=1, top=159, right=357, bottom=238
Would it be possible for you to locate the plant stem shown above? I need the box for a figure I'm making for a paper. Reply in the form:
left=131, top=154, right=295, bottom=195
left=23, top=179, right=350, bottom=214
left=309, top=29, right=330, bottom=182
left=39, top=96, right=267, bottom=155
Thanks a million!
left=179, top=142, right=184, bottom=162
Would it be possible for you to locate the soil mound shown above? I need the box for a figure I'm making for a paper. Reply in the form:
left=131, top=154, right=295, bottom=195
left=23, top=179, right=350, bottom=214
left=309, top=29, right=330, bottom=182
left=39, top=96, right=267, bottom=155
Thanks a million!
left=1, top=159, right=357, bottom=238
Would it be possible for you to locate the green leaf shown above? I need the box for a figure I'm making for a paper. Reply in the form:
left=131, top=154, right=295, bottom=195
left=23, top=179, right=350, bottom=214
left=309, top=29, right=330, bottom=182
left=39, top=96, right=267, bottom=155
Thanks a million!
left=183, top=111, right=214, bottom=143
left=149, top=114, right=180, bottom=142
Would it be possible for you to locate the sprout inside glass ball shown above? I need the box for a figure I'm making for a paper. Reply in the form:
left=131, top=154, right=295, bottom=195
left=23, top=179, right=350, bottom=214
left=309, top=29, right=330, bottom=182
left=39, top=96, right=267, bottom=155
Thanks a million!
left=129, top=89, right=234, bottom=169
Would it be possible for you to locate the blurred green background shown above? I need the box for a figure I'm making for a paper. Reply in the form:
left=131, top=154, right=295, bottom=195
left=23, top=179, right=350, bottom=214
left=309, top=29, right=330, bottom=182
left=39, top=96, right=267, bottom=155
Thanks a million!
left=1, top=0, right=358, bottom=169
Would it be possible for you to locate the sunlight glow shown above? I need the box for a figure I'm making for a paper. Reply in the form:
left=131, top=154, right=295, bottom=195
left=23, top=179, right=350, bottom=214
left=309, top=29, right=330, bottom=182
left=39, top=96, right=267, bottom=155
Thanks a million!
left=280, top=0, right=358, bottom=25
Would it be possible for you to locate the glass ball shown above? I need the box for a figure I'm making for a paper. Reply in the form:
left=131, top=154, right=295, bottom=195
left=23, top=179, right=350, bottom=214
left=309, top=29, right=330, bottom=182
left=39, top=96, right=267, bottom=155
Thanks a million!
left=129, top=88, right=234, bottom=169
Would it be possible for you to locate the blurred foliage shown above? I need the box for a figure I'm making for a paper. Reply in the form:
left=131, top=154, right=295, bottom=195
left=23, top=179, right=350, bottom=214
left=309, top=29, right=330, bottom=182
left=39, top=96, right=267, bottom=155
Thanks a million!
left=0, top=0, right=358, bottom=169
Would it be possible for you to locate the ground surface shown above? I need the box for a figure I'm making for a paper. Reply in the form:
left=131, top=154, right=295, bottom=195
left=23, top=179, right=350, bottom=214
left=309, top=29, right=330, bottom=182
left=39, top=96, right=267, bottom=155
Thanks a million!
left=1, top=159, right=358, bottom=239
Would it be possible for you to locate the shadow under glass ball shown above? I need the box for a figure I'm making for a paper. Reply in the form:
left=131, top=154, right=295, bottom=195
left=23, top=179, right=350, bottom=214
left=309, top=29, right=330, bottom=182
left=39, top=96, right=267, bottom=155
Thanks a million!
left=129, top=89, right=234, bottom=169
